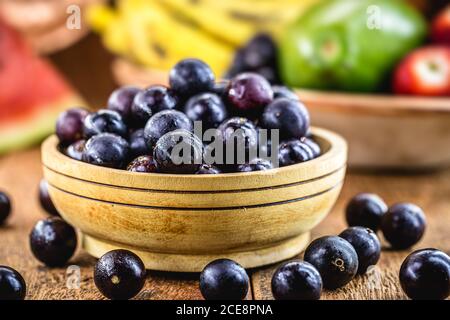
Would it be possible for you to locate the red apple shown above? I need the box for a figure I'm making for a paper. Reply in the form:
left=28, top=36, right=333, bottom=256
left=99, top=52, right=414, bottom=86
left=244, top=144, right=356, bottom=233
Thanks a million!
left=393, top=46, right=450, bottom=97
left=431, top=5, right=450, bottom=45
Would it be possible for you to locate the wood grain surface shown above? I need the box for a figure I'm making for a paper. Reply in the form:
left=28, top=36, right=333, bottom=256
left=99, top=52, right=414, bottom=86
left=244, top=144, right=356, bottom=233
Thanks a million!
left=0, top=148, right=448, bottom=299
left=0, top=35, right=447, bottom=300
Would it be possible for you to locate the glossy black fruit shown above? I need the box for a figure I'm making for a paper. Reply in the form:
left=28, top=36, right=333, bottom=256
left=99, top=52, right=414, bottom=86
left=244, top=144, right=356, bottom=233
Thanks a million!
left=226, top=33, right=280, bottom=84
left=346, top=193, right=387, bottom=232
left=236, top=158, right=272, bottom=172
left=127, top=155, right=157, bottom=173
left=272, top=85, right=299, bottom=100
left=29, top=217, right=77, bottom=267
left=83, top=109, right=128, bottom=139
left=278, top=139, right=315, bottom=167
left=339, top=227, right=381, bottom=274
left=65, top=139, right=86, bottom=161
left=218, top=117, right=258, bottom=165
left=196, top=164, right=221, bottom=174
left=381, top=203, right=426, bottom=250
left=144, top=110, right=192, bottom=149
left=83, top=133, right=130, bottom=169
left=107, top=86, right=140, bottom=120
left=0, top=191, right=11, bottom=226
left=169, top=59, right=215, bottom=97
left=301, top=137, right=321, bottom=158
left=131, top=85, right=178, bottom=127
left=129, top=129, right=148, bottom=158
left=38, top=179, right=59, bottom=216
left=261, top=98, right=310, bottom=139
left=199, top=259, right=249, bottom=300
left=0, top=266, right=26, bottom=300
left=304, top=236, right=358, bottom=289
left=184, top=93, right=228, bottom=130
left=400, top=249, right=450, bottom=300
left=153, top=130, right=203, bottom=174
left=227, top=73, right=273, bottom=111
left=94, top=249, right=146, bottom=300
left=56, top=108, right=89, bottom=145
left=271, top=260, right=322, bottom=300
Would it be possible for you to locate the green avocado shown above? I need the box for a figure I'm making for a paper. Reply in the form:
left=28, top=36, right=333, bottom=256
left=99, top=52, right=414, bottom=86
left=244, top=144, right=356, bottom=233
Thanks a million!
left=279, top=0, right=427, bottom=92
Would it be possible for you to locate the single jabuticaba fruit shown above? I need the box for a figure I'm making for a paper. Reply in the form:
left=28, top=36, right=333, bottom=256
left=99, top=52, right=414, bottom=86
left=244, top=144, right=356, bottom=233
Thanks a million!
left=0, top=20, right=85, bottom=154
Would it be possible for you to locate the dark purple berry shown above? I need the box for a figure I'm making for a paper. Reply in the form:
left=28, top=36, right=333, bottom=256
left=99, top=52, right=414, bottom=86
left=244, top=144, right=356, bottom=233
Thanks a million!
left=261, top=98, right=310, bottom=139
left=199, top=259, right=249, bottom=300
left=107, top=86, right=140, bottom=120
left=0, top=266, right=26, bottom=300
left=65, top=139, right=85, bottom=161
left=129, top=129, right=149, bottom=157
left=217, top=117, right=258, bottom=165
left=184, top=93, right=228, bottom=130
left=144, top=110, right=192, bottom=149
left=196, top=164, right=221, bottom=174
left=400, top=249, right=450, bottom=300
left=381, top=203, right=426, bottom=250
left=0, top=192, right=11, bottom=226
left=304, top=236, right=358, bottom=289
left=278, top=139, right=314, bottom=167
left=236, top=158, right=272, bottom=172
left=83, top=133, right=130, bottom=169
left=301, top=137, right=321, bottom=158
left=94, top=249, right=146, bottom=300
left=56, top=108, right=89, bottom=145
left=29, top=217, right=77, bottom=267
left=339, top=227, right=381, bottom=274
left=271, top=260, right=322, bottom=300
left=127, top=155, right=157, bottom=173
left=227, top=73, right=273, bottom=111
left=169, top=59, right=215, bottom=97
left=346, top=193, right=387, bottom=232
left=153, top=130, right=203, bottom=174
left=131, top=85, right=178, bottom=127
left=272, top=85, right=299, bottom=100
left=83, top=109, right=127, bottom=139
left=38, top=180, right=59, bottom=216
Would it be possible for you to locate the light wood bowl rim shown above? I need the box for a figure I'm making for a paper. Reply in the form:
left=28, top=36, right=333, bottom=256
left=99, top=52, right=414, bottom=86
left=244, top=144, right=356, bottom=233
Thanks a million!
left=42, top=126, right=347, bottom=191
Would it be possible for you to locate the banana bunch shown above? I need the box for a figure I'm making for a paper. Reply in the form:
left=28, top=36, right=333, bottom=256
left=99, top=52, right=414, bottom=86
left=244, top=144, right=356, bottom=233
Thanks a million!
left=88, top=0, right=318, bottom=76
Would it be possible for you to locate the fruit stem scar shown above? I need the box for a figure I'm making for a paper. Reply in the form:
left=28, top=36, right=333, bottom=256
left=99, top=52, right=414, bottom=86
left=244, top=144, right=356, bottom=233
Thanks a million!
left=332, top=258, right=345, bottom=271
left=111, top=275, right=120, bottom=285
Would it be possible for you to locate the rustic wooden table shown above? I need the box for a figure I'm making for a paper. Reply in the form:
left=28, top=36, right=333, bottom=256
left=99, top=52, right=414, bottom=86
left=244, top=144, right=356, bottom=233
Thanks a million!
left=0, top=35, right=448, bottom=300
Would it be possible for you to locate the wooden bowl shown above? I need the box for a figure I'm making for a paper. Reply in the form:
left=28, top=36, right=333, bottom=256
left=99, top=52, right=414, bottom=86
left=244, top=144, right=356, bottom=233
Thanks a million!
left=41, top=127, right=347, bottom=272
left=112, top=59, right=450, bottom=170
left=298, top=90, right=450, bottom=170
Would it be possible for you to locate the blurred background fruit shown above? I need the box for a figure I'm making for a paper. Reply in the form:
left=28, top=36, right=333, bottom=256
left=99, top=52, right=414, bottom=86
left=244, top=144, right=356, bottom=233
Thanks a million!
left=279, top=0, right=427, bottom=92
left=88, top=0, right=320, bottom=78
left=0, top=20, right=84, bottom=154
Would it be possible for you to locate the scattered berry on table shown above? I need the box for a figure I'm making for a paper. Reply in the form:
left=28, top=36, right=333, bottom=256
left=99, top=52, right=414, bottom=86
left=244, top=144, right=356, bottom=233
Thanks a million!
left=94, top=249, right=146, bottom=300
left=381, top=203, right=426, bottom=250
left=199, top=259, right=249, bottom=300
left=29, top=217, right=77, bottom=267
left=304, top=236, right=359, bottom=289
left=400, top=248, right=450, bottom=300
left=0, top=266, right=26, bottom=300
left=271, top=260, right=322, bottom=300
left=339, top=226, right=381, bottom=274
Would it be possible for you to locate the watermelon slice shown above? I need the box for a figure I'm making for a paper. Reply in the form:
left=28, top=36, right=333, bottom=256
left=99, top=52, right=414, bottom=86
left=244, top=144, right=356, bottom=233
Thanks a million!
left=0, top=20, right=85, bottom=154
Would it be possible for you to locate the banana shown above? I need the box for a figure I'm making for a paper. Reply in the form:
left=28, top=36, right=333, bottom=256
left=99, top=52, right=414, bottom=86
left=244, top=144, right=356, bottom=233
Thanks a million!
left=87, top=0, right=318, bottom=76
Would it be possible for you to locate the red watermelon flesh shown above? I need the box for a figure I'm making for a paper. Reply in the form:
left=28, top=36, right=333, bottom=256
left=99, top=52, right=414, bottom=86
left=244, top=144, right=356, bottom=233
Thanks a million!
left=0, top=20, right=85, bottom=153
